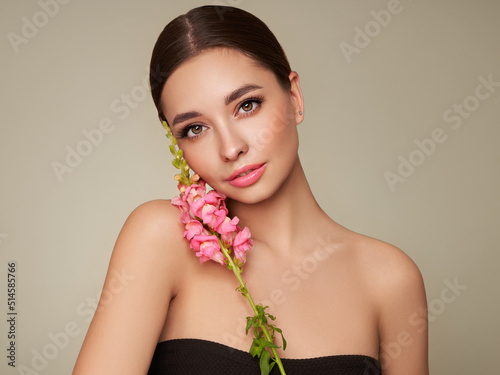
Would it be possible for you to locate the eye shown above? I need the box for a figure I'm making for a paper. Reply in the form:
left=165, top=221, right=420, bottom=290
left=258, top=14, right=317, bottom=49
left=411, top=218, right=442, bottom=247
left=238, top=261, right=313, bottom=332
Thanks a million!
left=190, top=125, right=203, bottom=135
left=241, top=101, right=254, bottom=112
left=237, top=96, right=264, bottom=116
left=179, top=124, right=206, bottom=139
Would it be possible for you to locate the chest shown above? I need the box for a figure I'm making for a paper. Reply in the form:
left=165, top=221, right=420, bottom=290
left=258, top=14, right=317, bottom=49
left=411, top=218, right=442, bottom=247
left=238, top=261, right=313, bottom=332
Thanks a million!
left=161, top=254, right=380, bottom=359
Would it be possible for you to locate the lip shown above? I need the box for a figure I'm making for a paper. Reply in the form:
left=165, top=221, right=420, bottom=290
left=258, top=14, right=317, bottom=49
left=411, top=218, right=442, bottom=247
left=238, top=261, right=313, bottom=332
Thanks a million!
left=226, top=163, right=266, bottom=187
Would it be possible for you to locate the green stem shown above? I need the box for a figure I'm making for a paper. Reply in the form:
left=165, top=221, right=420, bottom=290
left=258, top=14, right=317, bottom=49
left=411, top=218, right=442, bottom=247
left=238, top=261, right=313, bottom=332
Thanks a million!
left=218, top=240, right=286, bottom=375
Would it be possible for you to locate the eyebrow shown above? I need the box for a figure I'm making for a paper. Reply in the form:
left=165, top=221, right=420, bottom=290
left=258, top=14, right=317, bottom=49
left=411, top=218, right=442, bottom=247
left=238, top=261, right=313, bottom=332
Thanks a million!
left=171, top=111, right=202, bottom=127
left=170, top=84, right=263, bottom=127
left=225, top=84, right=263, bottom=105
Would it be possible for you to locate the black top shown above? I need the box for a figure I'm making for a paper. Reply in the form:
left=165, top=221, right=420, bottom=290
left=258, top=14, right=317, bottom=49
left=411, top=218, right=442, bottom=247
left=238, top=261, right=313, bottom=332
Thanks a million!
left=148, top=338, right=381, bottom=375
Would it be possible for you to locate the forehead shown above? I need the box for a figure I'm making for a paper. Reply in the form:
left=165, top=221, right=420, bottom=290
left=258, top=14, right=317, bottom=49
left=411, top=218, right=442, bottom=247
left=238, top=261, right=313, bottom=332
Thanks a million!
left=161, top=48, right=278, bottom=116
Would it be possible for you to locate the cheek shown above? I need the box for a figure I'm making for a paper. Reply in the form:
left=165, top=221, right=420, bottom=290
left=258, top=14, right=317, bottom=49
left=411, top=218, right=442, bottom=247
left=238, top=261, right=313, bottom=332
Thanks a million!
left=179, top=141, right=217, bottom=181
left=182, top=150, right=208, bottom=178
left=251, top=105, right=297, bottom=151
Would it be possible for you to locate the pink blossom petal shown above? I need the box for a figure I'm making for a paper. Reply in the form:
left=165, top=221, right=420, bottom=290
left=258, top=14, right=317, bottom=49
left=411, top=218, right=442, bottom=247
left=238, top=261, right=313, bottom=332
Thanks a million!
left=185, top=184, right=206, bottom=203
left=201, top=204, right=217, bottom=224
left=190, top=234, right=224, bottom=265
left=217, top=215, right=239, bottom=235
left=183, top=220, right=204, bottom=240
left=206, top=207, right=229, bottom=231
left=233, top=227, right=253, bottom=264
left=189, top=196, right=206, bottom=219
left=171, top=196, right=188, bottom=211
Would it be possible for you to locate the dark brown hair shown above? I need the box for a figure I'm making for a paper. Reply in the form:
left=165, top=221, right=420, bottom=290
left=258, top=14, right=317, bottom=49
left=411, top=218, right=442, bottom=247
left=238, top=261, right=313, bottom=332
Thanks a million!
left=149, top=5, right=292, bottom=122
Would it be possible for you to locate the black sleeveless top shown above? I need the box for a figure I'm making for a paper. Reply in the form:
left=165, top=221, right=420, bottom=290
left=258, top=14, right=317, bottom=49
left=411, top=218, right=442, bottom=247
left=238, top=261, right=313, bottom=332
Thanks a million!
left=148, top=339, right=381, bottom=375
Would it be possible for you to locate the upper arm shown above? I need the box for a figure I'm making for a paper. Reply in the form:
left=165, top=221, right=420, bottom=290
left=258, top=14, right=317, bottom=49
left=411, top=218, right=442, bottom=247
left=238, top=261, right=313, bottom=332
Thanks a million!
left=73, top=200, right=185, bottom=375
left=372, top=244, right=429, bottom=375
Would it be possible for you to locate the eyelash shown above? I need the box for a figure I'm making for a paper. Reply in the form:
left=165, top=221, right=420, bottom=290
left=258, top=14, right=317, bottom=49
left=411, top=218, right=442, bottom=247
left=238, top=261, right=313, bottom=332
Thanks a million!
left=177, top=95, right=265, bottom=140
left=236, top=95, right=264, bottom=116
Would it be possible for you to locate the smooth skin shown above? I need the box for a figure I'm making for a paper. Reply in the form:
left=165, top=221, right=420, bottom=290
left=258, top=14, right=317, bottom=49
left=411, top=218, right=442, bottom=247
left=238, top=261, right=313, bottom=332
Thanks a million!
left=74, top=48, right=428, bottom=374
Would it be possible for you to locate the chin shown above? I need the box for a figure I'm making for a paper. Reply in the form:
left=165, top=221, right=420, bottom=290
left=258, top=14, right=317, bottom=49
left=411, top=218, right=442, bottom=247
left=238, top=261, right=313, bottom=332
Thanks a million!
left=226, top=184, right=281, bottom=206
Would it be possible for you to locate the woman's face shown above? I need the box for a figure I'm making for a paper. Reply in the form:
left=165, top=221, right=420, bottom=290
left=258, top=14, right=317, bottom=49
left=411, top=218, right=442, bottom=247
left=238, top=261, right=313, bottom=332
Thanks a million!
left=161, top=48, right=304, bottom=204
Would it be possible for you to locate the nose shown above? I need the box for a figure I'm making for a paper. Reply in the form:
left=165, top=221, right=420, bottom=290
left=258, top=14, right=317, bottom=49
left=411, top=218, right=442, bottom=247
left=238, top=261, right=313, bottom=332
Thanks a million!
left=218, top=125, right=249, bottom=162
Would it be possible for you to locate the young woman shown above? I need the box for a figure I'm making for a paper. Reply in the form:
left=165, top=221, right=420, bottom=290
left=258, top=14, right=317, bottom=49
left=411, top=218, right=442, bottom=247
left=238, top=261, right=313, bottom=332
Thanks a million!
left=74, top=5, right=428, bottom=375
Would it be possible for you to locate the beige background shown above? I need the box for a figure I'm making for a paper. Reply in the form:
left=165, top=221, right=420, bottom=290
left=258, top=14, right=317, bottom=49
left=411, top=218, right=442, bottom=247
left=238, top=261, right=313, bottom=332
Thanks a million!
left=1, top=0, right=499, bottom=373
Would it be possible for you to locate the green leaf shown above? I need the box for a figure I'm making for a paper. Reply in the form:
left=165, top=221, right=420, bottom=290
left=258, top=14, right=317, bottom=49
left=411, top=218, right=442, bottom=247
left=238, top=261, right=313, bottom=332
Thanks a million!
left=279, top=331, right=287, bottom=350
left=245, top=318, right=253, bottom=335
left=236, top=283, right=248, bottom=295
left=259, top=350, right=271, bottom=375
left=172, top=159, right=180, bottom=169
left=263, top=340, right=278, bottom=348
left=249, top=341, right=262, bottom=358
left=254, top=336, right=264, bottom=347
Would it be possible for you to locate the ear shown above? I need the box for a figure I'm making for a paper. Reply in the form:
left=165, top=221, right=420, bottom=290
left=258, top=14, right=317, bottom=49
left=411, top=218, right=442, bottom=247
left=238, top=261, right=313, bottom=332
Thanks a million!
left=288, top=71, right=304, bottom=125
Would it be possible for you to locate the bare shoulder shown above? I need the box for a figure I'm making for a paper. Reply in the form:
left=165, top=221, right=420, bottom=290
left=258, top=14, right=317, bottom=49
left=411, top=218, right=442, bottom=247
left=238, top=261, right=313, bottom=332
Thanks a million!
left=344, top=229, right=424, bottom=292
left=341, top=228, right=428, bottom=373
left=108, top=198, right=193, bottom=295
left=121, top=199, right=184, bottom=240
left=108, top=199, right=186, bottom=271
left=114, top=199, right=187, bottom=260
left=73, top=199, right=188, bottom=374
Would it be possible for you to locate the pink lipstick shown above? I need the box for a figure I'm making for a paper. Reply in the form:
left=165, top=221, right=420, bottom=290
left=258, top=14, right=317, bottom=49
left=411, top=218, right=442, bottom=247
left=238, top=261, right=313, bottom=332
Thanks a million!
left=226, top=163, right=266, bottom=188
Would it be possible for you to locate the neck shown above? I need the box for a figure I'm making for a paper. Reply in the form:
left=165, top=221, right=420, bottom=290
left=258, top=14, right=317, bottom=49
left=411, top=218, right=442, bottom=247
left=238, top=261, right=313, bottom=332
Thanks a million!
left=226, top=157, right=330, bottom=255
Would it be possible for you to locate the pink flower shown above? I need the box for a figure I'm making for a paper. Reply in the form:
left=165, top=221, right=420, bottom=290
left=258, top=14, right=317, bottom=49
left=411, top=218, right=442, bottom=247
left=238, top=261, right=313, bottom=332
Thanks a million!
left=201, top=203, right=217, bottom=224
left=217, top=215, right=240, bottom=244
left=204, top=190, right=226, bottom=207
left=190, top=234, right=225, bottom=265
left=183, top=220, right=205, bottom=240
left=171, top=195, right=192, bottom=224
left=177, top=183, right=188, bottom=194
left=190, top=196, right=207, bottom=219
left=203, top=206, right=230, bottom=232
left=171, top=195, right=189, bottom=212
left=217, top=215, right=239, bottom=234
left=171, top=181, right=250, bottom=267
left=184, top=184, right=206, bottom=203
left=233, top=227, right=253, bottom=264
left=190, top=190, right=225, bottom=220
